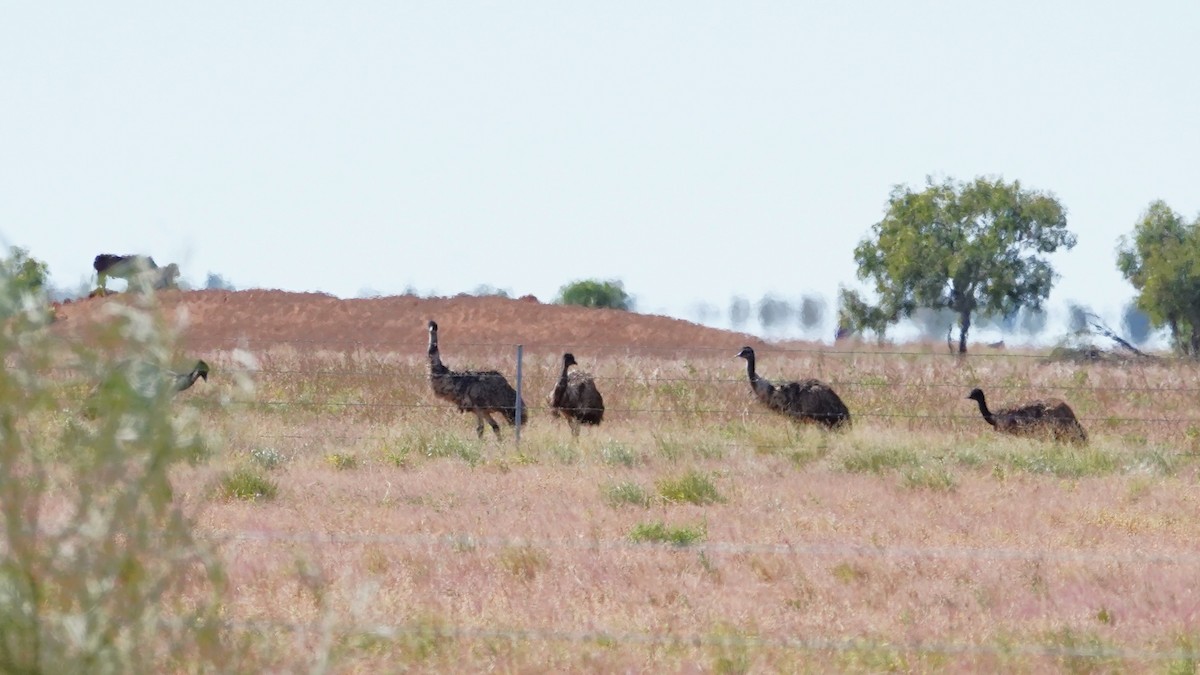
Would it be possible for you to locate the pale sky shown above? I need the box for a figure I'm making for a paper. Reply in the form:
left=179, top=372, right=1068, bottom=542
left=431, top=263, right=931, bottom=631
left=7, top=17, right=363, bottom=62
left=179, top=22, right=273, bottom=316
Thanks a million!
left=3, top=2, right=1197, bottom=342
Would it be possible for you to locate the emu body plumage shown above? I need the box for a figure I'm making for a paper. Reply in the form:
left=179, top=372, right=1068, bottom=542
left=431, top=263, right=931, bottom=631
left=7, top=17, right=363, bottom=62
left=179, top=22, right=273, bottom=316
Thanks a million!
left=427, top=320, right=527, bottom=438
left=735, top=346, right=851, bottom=429
left=93, top=254, right=179, bottom=291
left=549, top=353, right=604, bottom=437
left=966, top=388, right=1087, bottom=444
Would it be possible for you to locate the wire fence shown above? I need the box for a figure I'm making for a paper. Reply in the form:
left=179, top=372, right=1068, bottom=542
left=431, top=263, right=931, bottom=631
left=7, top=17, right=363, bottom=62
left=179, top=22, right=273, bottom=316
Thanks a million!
left=224, top=618, right=1200, bottom=664
left=208, top=530, right=1200, bottom=566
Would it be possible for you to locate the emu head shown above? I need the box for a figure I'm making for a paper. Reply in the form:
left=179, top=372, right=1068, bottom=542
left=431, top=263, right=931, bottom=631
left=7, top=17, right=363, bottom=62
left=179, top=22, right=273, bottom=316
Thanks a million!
left=966, top=388, right=985, bottom=402
left=427, top=320, right=439, bottom=354
left=195, top=360, right=210, bottom=382
left=563, top=353, right=578, bottom=368
left=735, top=346, right=755, bottom=360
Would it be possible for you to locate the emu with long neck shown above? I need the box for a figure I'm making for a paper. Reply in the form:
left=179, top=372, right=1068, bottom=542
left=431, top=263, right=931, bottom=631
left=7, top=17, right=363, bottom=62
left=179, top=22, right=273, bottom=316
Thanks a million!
left=966, top=388, right=997, bottom=426
left=735, top=345, right=851, bottom=429
left=736, top=346, right=775, bottom=402
left=428, top=320, right=448, bottom=374
left=426, top=320, right=526, bottom=438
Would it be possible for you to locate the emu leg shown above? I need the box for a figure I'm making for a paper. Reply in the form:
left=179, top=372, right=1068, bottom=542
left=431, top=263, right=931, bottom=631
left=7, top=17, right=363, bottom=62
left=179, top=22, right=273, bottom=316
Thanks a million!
left=472, top=410, right=487, bottom=438
left=484, top=413, right=502, bottom=438
left=569, top=417, right=581, bottom=438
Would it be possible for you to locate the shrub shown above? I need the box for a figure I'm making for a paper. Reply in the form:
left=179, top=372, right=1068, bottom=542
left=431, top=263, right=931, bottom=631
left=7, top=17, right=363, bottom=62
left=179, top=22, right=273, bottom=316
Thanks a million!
left=0, top=245, right=49, bottom=294
left=555, top=279, right=633, bottom=310
left=0, top=258, right=234, bottom=672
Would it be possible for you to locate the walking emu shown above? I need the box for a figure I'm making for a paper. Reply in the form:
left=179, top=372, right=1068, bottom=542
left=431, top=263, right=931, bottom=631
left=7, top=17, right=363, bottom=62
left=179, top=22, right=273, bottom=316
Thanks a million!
left=966, top=388, right=1088, bottom=444
left=735, top=346, right=851, bottom=429
left=549, top=353, right=604, bottom=437
left=172, top=360, right=210, bottom=393
left=427, top=320, right=527, bottom=438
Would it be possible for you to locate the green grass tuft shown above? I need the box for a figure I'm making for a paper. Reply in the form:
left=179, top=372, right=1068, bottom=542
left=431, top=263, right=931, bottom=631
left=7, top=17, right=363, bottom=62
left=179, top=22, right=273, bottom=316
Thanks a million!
left=629, top=521, right=706, bottom=546
left=840, top=445, right=921, bottom=474
left=656, top=470, right=725, bottom=505
left=326, top=452, right=359, bottom=470
left=902, top=465, right=957, bottom=491
left=604, top=481, right=653, bottom=508
left=600, top=441, right=640, bottom=467
left=220, top=469, right=278, bottom=502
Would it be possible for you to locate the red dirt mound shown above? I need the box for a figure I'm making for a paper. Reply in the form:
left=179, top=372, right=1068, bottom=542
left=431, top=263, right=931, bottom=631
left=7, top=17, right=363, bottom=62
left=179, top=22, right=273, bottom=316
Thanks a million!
left=52, top=289, right=770, bottom=356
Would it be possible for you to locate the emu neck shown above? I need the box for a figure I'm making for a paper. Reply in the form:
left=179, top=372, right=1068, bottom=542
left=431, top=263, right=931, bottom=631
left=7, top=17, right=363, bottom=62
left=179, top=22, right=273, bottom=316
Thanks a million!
left=559, top=360, right=572, bottom=384
left=428, top=335, right=447, bottom=373
left=743, top=353, right=757, bottom=382
left=744, top=355, right=772, bottom=396
left=974, top=397, right=996, bottom=427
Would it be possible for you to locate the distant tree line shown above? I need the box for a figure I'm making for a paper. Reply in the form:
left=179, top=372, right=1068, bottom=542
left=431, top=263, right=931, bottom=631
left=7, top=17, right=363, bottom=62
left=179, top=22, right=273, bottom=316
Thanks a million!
left=5, top=177, right=1198, bottom=358
left=837, top=175, right=1197, bottom=356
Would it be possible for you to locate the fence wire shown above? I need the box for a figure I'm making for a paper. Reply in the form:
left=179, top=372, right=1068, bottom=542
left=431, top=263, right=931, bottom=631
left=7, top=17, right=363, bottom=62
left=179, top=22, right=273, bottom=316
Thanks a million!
left=226, top=619, right=1199, bottom=664
left=208, top=530, right=1200, bottom=566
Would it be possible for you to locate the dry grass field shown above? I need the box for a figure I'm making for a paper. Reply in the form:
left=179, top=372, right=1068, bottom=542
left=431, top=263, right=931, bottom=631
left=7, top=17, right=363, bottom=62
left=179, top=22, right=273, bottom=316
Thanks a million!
left=37, top=292, right=1200, bottom=671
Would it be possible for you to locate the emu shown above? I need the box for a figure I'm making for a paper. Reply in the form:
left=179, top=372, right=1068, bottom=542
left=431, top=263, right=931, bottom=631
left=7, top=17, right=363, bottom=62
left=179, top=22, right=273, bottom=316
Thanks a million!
left=735, top=346, right=851, bottom=429
left=549, top=353, right=604, bottom=437
left=427, top=320, right=527, bottom=438
left=966, top=388, right=1088, bottom=444
left=82, top=359, right=210, bottom=419
left=93, top=254, right=179, bottom=291
left=172, top=360, right=209, bottom=393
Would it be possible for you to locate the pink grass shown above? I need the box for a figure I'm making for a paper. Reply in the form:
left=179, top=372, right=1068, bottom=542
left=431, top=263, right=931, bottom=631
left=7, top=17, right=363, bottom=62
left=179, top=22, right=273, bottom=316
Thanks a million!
left=156, top=346, right=1200, bottom=670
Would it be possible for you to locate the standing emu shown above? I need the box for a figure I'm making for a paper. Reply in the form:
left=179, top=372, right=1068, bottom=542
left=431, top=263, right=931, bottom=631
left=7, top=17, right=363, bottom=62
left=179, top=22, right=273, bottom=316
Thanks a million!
left=427, top=320, right=527, bottom=438
left=966, top=388, right=1088, bottom=444
left=735, top=346, right=851, bottom=429
left=549, top=353, right=604, bottom=437
left=93, top=254, right=179, bottom=291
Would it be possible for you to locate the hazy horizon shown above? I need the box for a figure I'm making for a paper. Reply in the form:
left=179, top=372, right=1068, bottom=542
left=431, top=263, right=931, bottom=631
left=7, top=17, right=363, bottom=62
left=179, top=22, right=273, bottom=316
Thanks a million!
left=4, top=2, right=1197, bottom=348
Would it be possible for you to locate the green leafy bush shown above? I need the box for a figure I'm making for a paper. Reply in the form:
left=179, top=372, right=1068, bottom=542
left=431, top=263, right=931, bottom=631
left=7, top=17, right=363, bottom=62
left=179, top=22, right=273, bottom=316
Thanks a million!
left=555, top=279, right=633, bottom=310
left=0, top=255, right=235, bottom=671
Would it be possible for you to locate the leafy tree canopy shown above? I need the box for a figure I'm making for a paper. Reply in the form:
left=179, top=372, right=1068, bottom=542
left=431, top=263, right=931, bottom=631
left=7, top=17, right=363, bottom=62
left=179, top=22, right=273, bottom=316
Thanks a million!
left=0, top=246, right=49, bottom=294
left=555, top=279, right=633, bottom=310
left=840, top=176, right=1076, bottom=353
left=1116, top=200, right=1200, bottom=356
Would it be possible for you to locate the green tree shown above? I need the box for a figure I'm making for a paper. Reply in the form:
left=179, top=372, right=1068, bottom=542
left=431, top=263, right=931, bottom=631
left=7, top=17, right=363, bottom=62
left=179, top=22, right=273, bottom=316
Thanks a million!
left=556, top=279, right=633, bottom=310
left=841, top=176, right=1077, bottom=353
left=0, top=246, right=49, bottom=294
left=1116, top=200, right=1200, bottom=357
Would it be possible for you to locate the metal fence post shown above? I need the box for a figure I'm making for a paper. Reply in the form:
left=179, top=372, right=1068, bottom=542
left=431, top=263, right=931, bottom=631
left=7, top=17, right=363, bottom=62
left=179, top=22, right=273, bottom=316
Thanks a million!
left=515, top=344, right=524, bottom=447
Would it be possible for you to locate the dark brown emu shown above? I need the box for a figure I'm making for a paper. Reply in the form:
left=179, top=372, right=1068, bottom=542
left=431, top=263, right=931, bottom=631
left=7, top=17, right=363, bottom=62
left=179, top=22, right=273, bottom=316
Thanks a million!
left=427, top=320, right=527, bottom=438
left=966, top=388, right=1088, bottom=444
left=549, top=353, right=604, bottom=437
left=172, top=360, right=209, bottom=393
left=735, top=346, right=851, bottom=429
left=93, top=254, right=179, bottom=291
